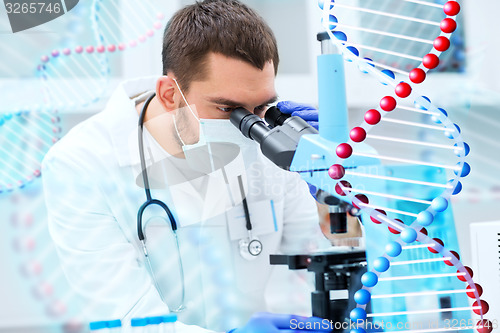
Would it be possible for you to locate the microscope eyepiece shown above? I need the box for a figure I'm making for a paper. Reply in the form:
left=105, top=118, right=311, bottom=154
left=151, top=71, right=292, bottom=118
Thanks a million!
left=230, top=108, right=269, bottom=144
left=264, top=106, right=291, bottom=128
left=230, top=105, right=317, bottom=169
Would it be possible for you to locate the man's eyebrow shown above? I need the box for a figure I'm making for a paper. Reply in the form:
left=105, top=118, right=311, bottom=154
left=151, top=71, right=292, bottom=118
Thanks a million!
left=208, top=96, right=278, bottom=107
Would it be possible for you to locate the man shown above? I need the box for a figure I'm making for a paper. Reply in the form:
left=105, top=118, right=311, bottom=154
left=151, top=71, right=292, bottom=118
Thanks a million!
left=42, top=1, right=330, bottom=332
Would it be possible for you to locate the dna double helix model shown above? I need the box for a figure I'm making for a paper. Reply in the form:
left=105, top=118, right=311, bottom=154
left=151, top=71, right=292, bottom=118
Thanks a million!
left=318, top=0, right=492, bottom=332
left=4, top=0, right=167, bottom=323
left=0, top=0, right=166, bottom=195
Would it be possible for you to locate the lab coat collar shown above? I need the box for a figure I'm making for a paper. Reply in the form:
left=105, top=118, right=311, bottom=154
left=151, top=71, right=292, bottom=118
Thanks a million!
left=105, top=76, right=158, bottom=167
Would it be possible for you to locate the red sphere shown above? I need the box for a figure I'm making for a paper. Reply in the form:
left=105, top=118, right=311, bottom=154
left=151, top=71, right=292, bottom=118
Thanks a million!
left=388, top=218, right=403, bottom=234
left=336, top=143, right=353, bottom=159
left=350, top=127, right=367, bottom=143
left=364, top=109, right=381, bottom=125
left=428, top=238, right=444, bottom=254
left=476, top=320, right=493, bottom=333
left=409, top=68, right=426, bottom=84
left=352, top=194, right=369, bottom=209
left=444, top=1, right=460, bottom=16
left=434, top=36, right=451, bottom=52
left=441, top=18, right=457, bottom=33
left=380, top=96, right=397, bottom=111
left=370, top=209, right=387, bottom=224
left=328, top=164, right=345, bottom=180
left=457, top=266, right=474, bottom=282
left=395, top=82, right=412, bottom=98
left=335, top=180, right=352, bottom=196
left=423, top=54, right=440, bottom=69
left=419, top=227, right=428, bottom=236
left=466, top=283, right=483, bottom=298
left=473, top=300, right=490, bottom=315
left=444, top=250, right=460, bottom=266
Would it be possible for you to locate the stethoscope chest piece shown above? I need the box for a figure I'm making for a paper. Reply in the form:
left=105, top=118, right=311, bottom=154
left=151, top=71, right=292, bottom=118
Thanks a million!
left=239, top=236, right=263, bottom=260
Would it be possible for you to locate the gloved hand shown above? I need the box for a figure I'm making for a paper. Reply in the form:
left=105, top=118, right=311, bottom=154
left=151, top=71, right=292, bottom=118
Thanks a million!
left=277, top=101, right=319, bottom=130
left=227, top=312, right=331, bottom=333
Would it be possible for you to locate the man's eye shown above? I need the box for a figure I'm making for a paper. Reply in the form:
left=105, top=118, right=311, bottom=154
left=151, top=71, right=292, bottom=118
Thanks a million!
left=254, top=105, right=270, bottom=116
left=218, top=107, right=234, bottom=113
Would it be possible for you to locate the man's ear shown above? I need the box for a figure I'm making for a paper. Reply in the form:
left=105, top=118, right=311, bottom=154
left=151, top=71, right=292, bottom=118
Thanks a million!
left=155, top=75, right=178, bottom=112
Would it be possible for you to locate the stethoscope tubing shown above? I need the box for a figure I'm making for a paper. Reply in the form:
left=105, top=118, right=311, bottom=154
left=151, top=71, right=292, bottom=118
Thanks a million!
left=137, top=92, right=178, bottom=240
left=137, top=92, right=185, bottom=312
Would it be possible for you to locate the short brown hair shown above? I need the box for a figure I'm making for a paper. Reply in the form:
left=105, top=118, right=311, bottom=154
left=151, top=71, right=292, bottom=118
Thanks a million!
left=162, top=0, right=279, bottom=91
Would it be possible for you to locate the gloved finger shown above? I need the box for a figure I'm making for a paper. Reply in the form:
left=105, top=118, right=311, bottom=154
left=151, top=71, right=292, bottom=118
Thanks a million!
left=250, top=312, right=293, bottom=329
left=291, top=110, right=318, bottom=121
left=307, top=121, right=319, bottom=130
left=273, top=314, right=330, bottom=331
left=280, top=315, right=332, bottom=332
left=307, top=183, right=318, bottom=198
left=277, top=101, right=316, bottom=113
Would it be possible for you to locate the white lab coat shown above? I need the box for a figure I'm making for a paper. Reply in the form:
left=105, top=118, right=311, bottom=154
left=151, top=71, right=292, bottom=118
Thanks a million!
left=42, top=77, right=327, bottom=332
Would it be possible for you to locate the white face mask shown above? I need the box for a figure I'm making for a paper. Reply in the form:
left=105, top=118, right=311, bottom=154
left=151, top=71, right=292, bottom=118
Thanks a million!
left=171, top=78, right=260, bottom=174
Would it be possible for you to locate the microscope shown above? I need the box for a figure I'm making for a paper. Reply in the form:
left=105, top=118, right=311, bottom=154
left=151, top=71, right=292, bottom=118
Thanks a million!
left=229, top=32, right=372, bottom=329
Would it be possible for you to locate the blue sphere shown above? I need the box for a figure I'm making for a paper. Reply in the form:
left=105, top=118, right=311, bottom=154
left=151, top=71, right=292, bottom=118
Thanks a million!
left=354, top=289, right=371, bottom=305
left=431, top=107, right=447, bottom=124
left=373, top=257, right=390, bottom=272
left=359, top=57, right=374, bottom=73
left=451, top=181, right=463, bottom=195
left=346, top=46, right=359, bottom=57
left=454, top=142, right=470, bottom=157
left=385, top=241, right=402, bottom=257
left=401, top=228, right=418, bottom=243
left=350, top=329, right=367, bottom=333
left=445, top=124, right=461, bottom=139
left=333, top=31, right=347, bottom=41
left=361, top=272, right=378, bottom=287
left=363, top=58, right=374, bottom=67
left=431, top=197, right=448, bottom=212
left=415, top=96, right=431, bottom=110
left=318, top=0, right=334, bottom=10
left=326, top=15, right=338, bottom=30
left=454, top=162, right=471, bottom=177
left=380, top=69, right=395, bottom=85
left=417, top=211, right=434, bottom=226
left=350, top=307, right=367, bottom=322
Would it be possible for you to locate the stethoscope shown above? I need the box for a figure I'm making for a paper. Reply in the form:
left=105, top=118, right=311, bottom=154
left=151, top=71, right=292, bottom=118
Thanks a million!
left=137, top=92, right=185, bottom=312
left=137, top=92, right=263, bottom=311
left=236, top=175, right=263, bottom=260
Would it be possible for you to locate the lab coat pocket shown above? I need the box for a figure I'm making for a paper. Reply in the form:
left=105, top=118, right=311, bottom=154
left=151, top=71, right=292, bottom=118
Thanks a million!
left=229, top=200, right=284, bottom=294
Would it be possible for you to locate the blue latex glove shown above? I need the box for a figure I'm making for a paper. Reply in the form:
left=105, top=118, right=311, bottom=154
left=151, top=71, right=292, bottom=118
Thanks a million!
left=227, top=312, right=332, bottom=333
left=277, top=101, right=319, bottom=130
